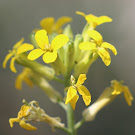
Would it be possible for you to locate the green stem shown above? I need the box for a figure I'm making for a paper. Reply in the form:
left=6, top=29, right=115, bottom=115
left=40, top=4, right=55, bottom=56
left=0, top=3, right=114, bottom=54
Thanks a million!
left=57, top=126, right=70, bottom=134
left=67, top=104, right=76, bottom=135
left=74, top=119, right=85, bottom=130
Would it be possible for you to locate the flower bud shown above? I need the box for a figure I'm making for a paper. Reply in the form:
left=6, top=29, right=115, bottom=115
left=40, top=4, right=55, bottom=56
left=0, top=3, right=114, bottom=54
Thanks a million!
left=63, top=24, right=73, bottom=40
left=29, top=32, right=39, bottom=48
left=50, top=55, right=67, bottom=76
left=74, top=34, right=83, bottom=64
left=57, top=25, right=73, bottom=63
left=64, top=41, right=75, bottom=72
left=31, top=74, right=62, bottom=103
left=74, top=52, right=92, bottom=78
left=83, top=87, right=116, bottom=121
left=16, top=53, right=55, bottom=80
left=49, top=32, right=58, bottom=43
left=82, top=23, right=96, bottom=42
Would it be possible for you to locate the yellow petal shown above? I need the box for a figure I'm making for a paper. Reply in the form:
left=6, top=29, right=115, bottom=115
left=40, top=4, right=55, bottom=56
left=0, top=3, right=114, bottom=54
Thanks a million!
left=85, top=14, right=98, bottom=23
left=55, top=16, right=72, bottom=32
left=76, top=11, right=86, bottom=17
left=51, top=34, right=69, bottom=51
left=17, top=43, right=34, bottom=55
left=43, top=51, right=57, bottom=63
left=87, top=30, right=103, bottom=45
left=70, top=94, right=79, bottom=110
left=97, top=16, right=112, bottom=25
left=19, top=120, right=37, bottom=130
left=15, top=74, right=24, bottom=90
left=111, top=80, right=123, bottom=95
left=78, top=85, right=91, bottom=106
left=40, top=17, right=54, bottom=34
left=79, top=42, right=97, bottom=51
left=9, top=118, right=20, bottom=128
left=24, top=77, right=33, bottom=88
left=65, top=87, right=77, bottom=105
left=18, top=105, right=31, bottom=118
left=35, top=29, right=49, bottom=49
left=28, top=49, right=45, bottom=60
left=10, top=57, right=17, bottom=73
left=76, top=74, right=87, bottom=86
left=123, top=86, right=133, bottom=106
left=101, top=42, right=117, bottom=55
left=3, top=52, right=13, bottom=68
left=13, top=38, right=24, bottom=48
left=98, top=48, right=111, bottom=66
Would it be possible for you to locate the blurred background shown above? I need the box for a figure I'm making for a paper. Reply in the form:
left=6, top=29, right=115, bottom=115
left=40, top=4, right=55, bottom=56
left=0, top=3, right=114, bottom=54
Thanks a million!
left=0, top=0, right=135, bottom=135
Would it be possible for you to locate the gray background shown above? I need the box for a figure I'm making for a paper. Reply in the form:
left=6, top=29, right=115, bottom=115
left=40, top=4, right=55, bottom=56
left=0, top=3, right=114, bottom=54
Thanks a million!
left=0, top=0, right=135, bottom=135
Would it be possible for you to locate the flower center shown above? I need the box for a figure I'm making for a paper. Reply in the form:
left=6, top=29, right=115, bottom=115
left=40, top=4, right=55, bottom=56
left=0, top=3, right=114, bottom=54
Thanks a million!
left=43, top=44, right=53, bottom=52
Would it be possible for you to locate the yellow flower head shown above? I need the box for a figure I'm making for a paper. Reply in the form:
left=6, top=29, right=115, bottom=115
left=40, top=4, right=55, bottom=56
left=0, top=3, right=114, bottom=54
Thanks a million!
left=79, top=30, right=117, bottom=66
left=9, top=104, right=37, bottom=130
left=40, top=16, right=72, bottom=34
left=76, top=11, right=112, bottom=27
left=28, top=29, right=69, bottom=63
left=15, top=68, right=34, bottom=90
left=3, top=38, right=34, bottom=73
left=111, top=80, right=133, bottom=106
left=65, top=74, right=91, bottom=110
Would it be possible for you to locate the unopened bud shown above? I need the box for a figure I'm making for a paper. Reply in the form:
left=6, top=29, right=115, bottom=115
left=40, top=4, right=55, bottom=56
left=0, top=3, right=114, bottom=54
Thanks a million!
left=29, top=32, right=39, bottom=48
left=82, top=23, right=97, bottom=42
left=64, top=41, right=75, bottom=72
left=82, top=87, right=116, bottom=121
left=16, top=53, right=55, bottom=80
left=63, top=24, right=73, bottom=40
left=50, top=55, right=67, bottom=76
left=74, top=34, right=83, bottom=64
left=70, top=75, right=76, bottom=85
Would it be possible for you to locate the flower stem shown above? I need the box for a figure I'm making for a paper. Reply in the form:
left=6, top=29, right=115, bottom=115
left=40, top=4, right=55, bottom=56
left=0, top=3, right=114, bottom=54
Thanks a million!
left=67, top=104, right=77, bottom=135
left=74, top=119, right=85, bottom=130
left=57, top=126, right=70, bottom=134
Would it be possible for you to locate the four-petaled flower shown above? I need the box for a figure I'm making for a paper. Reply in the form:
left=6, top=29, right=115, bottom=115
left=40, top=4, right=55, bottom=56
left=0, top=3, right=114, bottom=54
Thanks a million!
left=40, top=16, right=72, bottom=34
left=28, top=29, right=69, bottom=63
left=3, top=38, right=34, bottom=73
left=15, top=68, right=33, bottom=90
left=65, top=74, right=91, bottom=110
left=111, top=80, right=133, bottom=106
left=79, top=30, right=117, bottom=66
left=76, top=11, right=112, bottom=27
left=9, top=105, right=37, bottom=130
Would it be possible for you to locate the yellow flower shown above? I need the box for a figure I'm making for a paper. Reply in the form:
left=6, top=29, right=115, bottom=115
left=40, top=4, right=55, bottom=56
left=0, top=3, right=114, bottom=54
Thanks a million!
left=76, top=11, right=112, bottom=27
left=40, top=16, right=72, bottom=34
left=28, top=29, right=69, bottom=63
left=65, top=74, right=91, bottom=110
left=3, top=38, right=34, bottom=73
left=9, top=105, right=37, bottom=130
left=15, top=68, right=33, bottom=90
left=79, top=30, right=117, bottom=66
left=111, top=80, right=133, bottom=106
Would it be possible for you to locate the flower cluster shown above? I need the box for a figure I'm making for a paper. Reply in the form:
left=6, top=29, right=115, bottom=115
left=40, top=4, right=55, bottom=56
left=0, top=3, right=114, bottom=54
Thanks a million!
left=9, top=100, right=64, bottom=130
left=3, top=11, right=133, bottom=134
